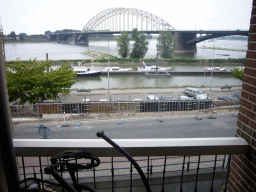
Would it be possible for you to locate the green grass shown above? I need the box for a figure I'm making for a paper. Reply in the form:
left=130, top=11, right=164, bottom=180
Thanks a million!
left=6, top=58, right=246, bottom=65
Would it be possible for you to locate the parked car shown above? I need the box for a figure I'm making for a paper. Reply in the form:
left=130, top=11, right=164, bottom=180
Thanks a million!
left=147, top=95, right=159, bottom=100
left=117, top=98, right=126, bottom=101
left=184, top=87, right=209, bottom=100
left=177, top=96, right=197, bottom=100
left=134, top=98, right=142, bottom=101
left=218, top=96, right=239, bottom=101
left=232, top=93, right=241, bottom=100
left=159, top=95, right=175, bottom=100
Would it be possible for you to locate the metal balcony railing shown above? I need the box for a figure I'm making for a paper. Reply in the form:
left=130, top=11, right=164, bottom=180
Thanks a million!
left=14, top=137, right=248, bottom=191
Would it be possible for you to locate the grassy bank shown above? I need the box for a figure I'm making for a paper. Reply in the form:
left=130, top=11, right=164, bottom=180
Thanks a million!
left=6, top=57, right=246, bottom=66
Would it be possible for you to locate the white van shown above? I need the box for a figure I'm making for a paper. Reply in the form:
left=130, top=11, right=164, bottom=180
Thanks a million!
left=184, top=88, right=209, bottom=100
left=147, top=95, right=159, bottom=100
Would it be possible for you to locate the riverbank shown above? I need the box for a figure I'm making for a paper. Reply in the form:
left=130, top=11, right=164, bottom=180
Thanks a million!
left=19, top=56, right=244, bottom=67
left=198, top=46, right=247, bottom=52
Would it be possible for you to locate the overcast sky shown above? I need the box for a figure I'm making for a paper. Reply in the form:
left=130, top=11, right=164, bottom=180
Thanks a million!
left=0, top=0, right=253, bottom=35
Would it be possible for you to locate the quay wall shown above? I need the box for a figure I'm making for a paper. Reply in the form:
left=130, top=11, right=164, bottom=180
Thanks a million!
left=101, top=71, right=233, bottom=75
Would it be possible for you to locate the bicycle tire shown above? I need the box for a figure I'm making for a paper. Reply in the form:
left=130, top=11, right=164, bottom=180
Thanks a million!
left=18, top=177, right=65, bottom=191
left=76, top=183, right=97, bottom=192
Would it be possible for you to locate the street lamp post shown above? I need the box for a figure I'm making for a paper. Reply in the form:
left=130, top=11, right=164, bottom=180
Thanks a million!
left=210, top=39, right=215, bottom=91
left=107, top=38, right=110, bottom=95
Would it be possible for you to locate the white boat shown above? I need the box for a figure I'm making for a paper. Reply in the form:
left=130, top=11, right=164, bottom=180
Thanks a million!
left=137, top=62, right=173, bottom=72
left=204, top=67, right=227, bottom=71
left=103, top=66, right=132, bottom=72
left=72, top=62, right=102, bottom=77
left=73, top=67, right=102, bottom=77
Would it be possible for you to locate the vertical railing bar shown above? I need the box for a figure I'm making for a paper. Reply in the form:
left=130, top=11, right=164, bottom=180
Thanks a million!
left=194, top=155, right=201, bottom=192
left=210, top=155, right=218, bottom=192
left=93, top=167, right=96, bottom=190
left=46, top=157, right=52, bottom=180
left=147, top=156, right=150, bottom=180
left=21, top=156, right=27, bottom=188
left=39, top=156, right=44, bottom=189
left=222, top=155, right=226, bottom=169
left=76, top=157, right=79, bottom=183
left=130, top=162, right=133, bottom=192
left=223, top=155, right=232, bottom=192
left=33, top=166, right=42, bottom=189
left=187, top=156, right=190, bottom=172
left=150, top=159, right=153, bottom=174
left=180, top=155, right=186, bottom=192
left=161, top=156, right=167, bottom=192
left=111, top=156, right=114, bottom=192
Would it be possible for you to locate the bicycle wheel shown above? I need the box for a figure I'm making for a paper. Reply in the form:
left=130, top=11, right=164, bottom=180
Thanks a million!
left=18, top=178, right=67, bottom=192
left=77, top=184, right=97, bottom=192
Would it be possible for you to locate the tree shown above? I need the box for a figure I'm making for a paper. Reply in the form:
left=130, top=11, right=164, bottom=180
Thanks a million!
left=117, top=32, right=130, bottom=58
left=130, top=28, right=149, bottom=58
left=232, top=68, right=244, bottom=81
left=6, top=60, right=77, bottom=104
left=9, top=31, right=16, bottom=40
left=19, top=33, right=26, bottom=40
left=157, top=31, right=174, bottom=58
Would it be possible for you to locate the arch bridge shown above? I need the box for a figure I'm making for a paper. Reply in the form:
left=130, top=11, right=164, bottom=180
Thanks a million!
left=50, top=8, right=249, bottom=53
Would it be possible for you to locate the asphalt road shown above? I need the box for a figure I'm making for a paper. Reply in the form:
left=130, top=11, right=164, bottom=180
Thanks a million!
left=13, top=113, right=238, bottom=139
left=59, top=86, right=242, bottom=102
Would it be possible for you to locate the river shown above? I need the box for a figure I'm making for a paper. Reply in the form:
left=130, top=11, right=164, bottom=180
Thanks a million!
left=4, top=39, right=246, bottom=89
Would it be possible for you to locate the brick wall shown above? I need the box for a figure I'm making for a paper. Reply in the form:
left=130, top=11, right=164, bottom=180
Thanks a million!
left=227, top=1, right=256, bottom=191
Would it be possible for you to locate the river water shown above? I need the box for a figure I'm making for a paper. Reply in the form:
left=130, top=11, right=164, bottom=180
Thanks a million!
left=4, top=39, right=246, bottom=89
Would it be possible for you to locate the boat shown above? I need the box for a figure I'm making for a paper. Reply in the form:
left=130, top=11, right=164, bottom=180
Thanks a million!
left=71, top=62, right=102, bottom=77
left=137, top=62, right=173, bottom=72
left=145, top=72, right=171, bottom=77
left=73, top=67, right=102, bottom=77
left=102, top=66, right=132, bottom=72
left=204, top=67, right=227, bottom=71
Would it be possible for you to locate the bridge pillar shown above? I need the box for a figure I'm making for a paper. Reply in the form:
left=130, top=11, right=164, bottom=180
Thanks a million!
left=57, top=34, right=60, bottom=43
left=174, top=32, right=197, bottom=53
left=77, top=34, right=89, bottom=45
left=73, top=34, right=78, bottom=45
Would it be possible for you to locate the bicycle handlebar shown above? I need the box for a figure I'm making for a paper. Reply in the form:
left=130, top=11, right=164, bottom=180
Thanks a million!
left=96, top=131, right=152, bottom=192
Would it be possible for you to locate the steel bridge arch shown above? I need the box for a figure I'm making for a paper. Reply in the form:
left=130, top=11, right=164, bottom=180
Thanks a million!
left=82, top=7, right=175, bottom=32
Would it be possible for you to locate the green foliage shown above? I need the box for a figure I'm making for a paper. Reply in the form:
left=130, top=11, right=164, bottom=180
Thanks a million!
left=6, top=60, right=77, bottom=104
left=232, top=68, right=244, bottom=81
left=109, top=58, right=140, bottom=63
left=130, top=29, right=149, bottom=58
left=117, top=32, right=130, bottom=58
left=165, top=58, right=200, bottom=63
left=157, top=31, right=174, bottom=58
left=9, top=31, right=16, bottom=40
left=208, top=59, right=226, bottom=63
left=227, top=58, right=246, bottom=63
left=94, top=59, right=108, bottom=62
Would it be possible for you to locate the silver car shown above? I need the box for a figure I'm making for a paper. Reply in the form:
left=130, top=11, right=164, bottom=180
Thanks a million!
left=184, top=87, right=209, bottom=100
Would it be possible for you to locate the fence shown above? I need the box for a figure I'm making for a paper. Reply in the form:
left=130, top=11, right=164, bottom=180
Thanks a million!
left=14, top=137, right=248, bottom=191
left=17, top=155, right=230, bottom=191
left=10, top=100, right=240, bottom=122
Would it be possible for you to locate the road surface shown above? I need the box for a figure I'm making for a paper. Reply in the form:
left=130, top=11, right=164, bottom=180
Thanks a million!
left=13, top=113, right=238, bottom=139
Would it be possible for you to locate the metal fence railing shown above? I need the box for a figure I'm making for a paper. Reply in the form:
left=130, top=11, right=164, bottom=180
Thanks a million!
left=10, top=100, right=240, bottom=124
left=17, top=155, right=230, bottom=191
left=14, top=137, right=248, bottom=191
